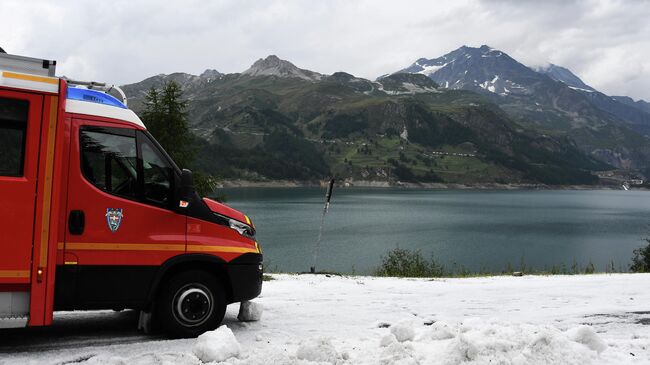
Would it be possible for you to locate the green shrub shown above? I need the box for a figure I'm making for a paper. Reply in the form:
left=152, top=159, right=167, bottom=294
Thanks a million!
left=374, top=247, right=445, bottom=277
left=392, top=164, right=416, bottom=182
left=630, top=239, right=650, bottom=273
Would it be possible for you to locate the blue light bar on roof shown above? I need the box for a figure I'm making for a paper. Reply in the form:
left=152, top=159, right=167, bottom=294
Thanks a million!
left=67, top=87, right=127, bottom=109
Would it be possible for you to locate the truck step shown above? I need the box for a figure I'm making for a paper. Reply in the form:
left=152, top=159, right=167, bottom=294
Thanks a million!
left=0, top=315, right=29, bottom=329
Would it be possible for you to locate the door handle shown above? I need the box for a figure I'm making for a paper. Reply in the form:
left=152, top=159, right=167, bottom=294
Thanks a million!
left=69, top=210, right=85, bottom=235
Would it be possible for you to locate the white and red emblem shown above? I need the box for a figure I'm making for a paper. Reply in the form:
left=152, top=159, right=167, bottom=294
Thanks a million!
left=105, top=208, right=123, bottom=233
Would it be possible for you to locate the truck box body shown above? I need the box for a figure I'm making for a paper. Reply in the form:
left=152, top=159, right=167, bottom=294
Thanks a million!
left=0, top=53, right=262, bottom=336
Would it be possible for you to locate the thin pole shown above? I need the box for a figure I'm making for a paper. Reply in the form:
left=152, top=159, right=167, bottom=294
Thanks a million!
left=310, top=179, right=335, bottom=273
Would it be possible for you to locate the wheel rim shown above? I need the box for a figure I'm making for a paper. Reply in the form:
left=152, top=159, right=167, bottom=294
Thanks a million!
left=172, top=283, right=214, bottom=327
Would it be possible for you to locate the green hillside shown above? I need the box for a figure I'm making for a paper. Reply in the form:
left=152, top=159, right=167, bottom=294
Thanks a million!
left=122, top=71, right=608, bottom=186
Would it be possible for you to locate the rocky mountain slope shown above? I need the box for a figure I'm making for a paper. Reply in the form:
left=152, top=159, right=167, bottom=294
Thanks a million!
left=534, top=64, right=595, bottom=92
left=535, top=63, right=650, bottom=135
left=242, top=55, right=322, bottom=81
left=613, top=96, right=650, bottom=114
left=391, top=46, right=650, bottom=169
left=121, top=55, right=623, bottom=186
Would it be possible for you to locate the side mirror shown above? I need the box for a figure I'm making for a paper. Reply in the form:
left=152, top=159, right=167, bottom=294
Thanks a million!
left=178, top=169, right=195, bottom=209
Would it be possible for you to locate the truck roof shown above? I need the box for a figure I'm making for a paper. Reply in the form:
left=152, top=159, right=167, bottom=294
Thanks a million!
left=1, top=52, right=146, bottom=129
left=65, top=87, right=146, bottom=129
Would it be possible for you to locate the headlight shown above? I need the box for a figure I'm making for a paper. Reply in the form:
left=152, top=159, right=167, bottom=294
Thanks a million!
left=228, top=218, right=256, bottom=239
left=212, top=212, right=256, bottom=239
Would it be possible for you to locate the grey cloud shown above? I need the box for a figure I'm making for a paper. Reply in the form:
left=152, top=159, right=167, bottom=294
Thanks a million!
left=1, top=0, right=649, bottom=100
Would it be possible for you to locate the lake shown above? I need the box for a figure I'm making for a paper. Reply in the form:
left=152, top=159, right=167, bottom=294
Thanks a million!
left=221, top=188, right=650, bottom=274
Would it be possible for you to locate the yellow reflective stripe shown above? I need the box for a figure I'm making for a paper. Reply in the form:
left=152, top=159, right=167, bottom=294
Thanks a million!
left=244, top=215, right=251, bottom=225
left=39, top=97, right=58, bottom=267
left=0, top=270, right=30, bottom=278
left=187, top=245, right=259, bottom=254
left=2, top=71, right=58, bottom=85
left=65, top=242, right=185, bottom=251
left=60, top=242, right=259, bottom=254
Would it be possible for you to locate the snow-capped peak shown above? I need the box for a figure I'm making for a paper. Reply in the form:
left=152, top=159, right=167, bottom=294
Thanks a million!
left=388, top=45, right=543, bottom=97
left=533, top=63, right=595, bottom=92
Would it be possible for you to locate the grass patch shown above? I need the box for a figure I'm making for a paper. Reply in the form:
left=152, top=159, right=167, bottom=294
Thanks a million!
left=324, top=136, right=508, bottom=184
left=262, top=274, right=275, bottom=281
left=373, top=247, right=625, bottom=278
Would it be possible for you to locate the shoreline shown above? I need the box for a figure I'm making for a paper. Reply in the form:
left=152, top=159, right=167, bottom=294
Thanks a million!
left=219, top=178, right=638, bottom=190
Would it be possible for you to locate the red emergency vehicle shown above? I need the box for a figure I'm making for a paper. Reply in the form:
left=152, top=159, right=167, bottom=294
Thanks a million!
left=0, top=52, right=262, bottom=337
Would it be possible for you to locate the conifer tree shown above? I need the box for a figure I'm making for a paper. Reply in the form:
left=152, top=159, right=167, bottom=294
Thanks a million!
left=141, top=81, right=219, bottom=197
left=142, top=81, right=194, bottom=168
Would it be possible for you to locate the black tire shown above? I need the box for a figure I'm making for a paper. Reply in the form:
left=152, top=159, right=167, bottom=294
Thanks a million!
left=156, top=270, right=226, bottom=338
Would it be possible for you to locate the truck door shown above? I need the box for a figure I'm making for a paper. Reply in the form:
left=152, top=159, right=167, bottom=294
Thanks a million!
left=0, top=90, right=43, bottom=321
left=60, top=118, right=186, bottom=310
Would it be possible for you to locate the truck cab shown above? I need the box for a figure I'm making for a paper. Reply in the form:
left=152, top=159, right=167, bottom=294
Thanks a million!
left=0, top=52, right=262, bottom=337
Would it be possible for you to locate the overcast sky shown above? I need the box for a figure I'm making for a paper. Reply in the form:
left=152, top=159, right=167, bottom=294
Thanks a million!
left=2, top=0, right=649, bottom=100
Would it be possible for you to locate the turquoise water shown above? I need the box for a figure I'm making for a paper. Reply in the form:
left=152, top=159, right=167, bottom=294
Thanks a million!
left=221, top=188, right=650, bottom=274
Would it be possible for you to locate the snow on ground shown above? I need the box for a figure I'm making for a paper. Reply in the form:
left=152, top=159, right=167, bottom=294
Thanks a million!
left=1, top=273, right=650, bottom=364
left=193, top=326, right=241, bottom=362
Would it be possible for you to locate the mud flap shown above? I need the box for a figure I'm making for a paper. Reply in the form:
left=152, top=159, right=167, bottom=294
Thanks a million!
left=237, top=300, right=263, bottom=322
left=138, top=310, right=153, bottom=334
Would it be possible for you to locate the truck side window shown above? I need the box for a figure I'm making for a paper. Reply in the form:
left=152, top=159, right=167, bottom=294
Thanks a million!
left=140, top=135, right=173, bottom=205
left=0, top=97, right=29, bottom=176
left=80, top=130, right=138, bottom=199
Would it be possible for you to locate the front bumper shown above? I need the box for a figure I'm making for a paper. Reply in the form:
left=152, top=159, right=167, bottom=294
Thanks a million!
left=227, top=253, right=263, bottom=303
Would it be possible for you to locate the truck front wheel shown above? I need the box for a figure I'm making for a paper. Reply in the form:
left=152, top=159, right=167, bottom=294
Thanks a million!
left=157, top=270, right=226, bottom=338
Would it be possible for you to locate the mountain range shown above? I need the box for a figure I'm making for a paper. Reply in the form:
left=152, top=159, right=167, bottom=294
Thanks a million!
left=121, top=45, right=650, bottom=186
left=391, top=45, right=650, bottom=169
